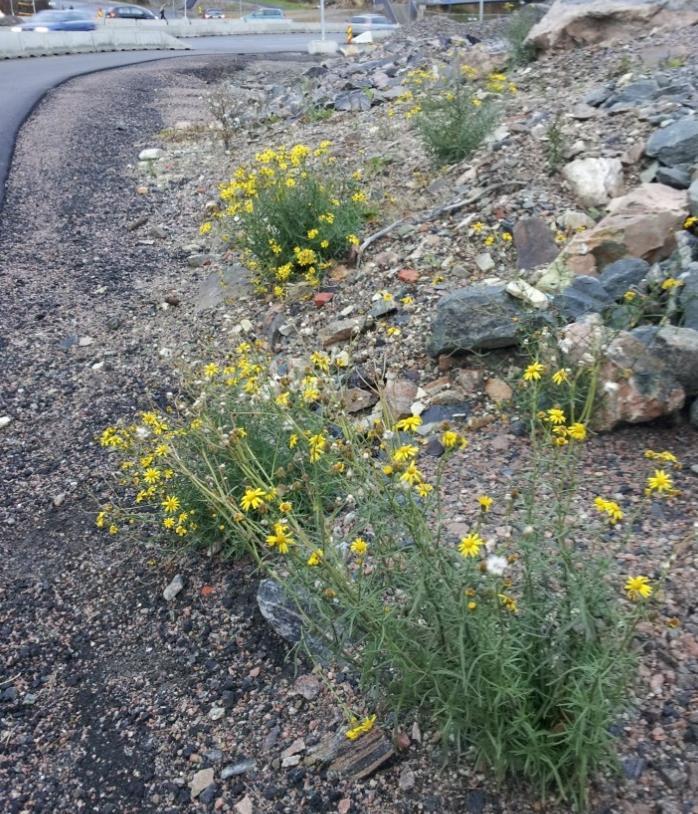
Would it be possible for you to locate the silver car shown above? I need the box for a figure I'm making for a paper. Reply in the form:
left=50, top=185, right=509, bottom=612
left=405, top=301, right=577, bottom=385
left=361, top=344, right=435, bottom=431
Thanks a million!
left=348, top=13, right=398, bottom=33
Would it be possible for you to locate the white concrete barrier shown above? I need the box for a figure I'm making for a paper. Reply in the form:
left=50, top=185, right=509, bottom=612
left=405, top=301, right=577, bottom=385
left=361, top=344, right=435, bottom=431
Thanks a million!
left=0, top=29, right=189, bottom=58
left=102, top=19, right=351, bottom=38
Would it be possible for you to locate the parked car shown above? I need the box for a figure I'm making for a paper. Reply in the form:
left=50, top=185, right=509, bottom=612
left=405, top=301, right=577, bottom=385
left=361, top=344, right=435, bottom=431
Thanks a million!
left=203, top=7, right=224, bottom=17
left=11, top=10, right=96, bottom=31
left=348, top=13, right=398, bottom=32
left=243, top=7, right=286, bottom=22
left=105, top=5, right=158, bottom=19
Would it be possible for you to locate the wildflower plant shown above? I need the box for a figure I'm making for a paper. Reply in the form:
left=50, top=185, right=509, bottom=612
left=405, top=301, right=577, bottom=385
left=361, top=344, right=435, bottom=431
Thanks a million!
left=216, top=142, right=368, bottom=296
left=98, top=344, right=677, bottom=809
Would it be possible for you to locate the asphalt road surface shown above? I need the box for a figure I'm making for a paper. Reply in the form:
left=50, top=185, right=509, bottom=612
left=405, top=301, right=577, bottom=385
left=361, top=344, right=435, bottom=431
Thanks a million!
left=0, top=33, right=340, bottom=211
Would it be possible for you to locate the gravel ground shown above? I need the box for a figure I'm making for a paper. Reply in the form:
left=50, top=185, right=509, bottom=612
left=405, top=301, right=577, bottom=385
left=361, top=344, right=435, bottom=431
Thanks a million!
left=1, top=52, right=697, bottom=814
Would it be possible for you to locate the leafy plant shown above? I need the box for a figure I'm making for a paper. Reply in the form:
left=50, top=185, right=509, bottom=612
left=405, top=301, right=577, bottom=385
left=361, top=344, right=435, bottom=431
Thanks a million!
left=505, top=6, right=539, bottom=66
left=98, top=345, right=676, bottom=810
left=416, top=81, right=500, bottom=165
left=214, top=142, right=368, bottom=296
left=545, top=114, right=567, bottom=175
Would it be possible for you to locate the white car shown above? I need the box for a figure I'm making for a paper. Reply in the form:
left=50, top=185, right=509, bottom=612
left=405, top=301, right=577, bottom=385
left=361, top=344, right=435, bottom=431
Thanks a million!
left=348, top=13, right=398, bottom=33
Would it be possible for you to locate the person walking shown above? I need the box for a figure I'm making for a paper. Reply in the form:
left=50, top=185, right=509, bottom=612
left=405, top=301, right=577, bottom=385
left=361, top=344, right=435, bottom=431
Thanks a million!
left=159, top=4, right=166, bottom=20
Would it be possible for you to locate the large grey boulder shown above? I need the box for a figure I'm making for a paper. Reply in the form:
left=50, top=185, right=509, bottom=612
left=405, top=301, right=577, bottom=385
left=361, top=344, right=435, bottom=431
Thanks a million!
left=527, top=0, right=698, bottom=51
left=689, top=179, right=698, bottom=217
left=598, top=257, right=650, bottom=300
left=645, top=118, right=698, bottom=168
left=679, top=263, right=698, bottom=330
left=554, top=275, right=612, bottom=319
left=427, top=284, right=547, bottom=356
left=632, top=325, right=698, bottom=394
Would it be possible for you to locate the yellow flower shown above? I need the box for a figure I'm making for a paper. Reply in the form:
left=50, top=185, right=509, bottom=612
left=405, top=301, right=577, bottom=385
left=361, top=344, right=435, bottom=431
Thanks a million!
left=459, top=533, right=483, bottom=558
left=109, top=524, right=119, bottom=535
left=441, top=430, right=460, bottom=448
left=401, top=295, right=414, bottom=305
left=684, top=215, right=698, bottom=229
left=266, top=521, right=295, bottom=554
left=400, top=462, right=422, bottom=486
left=307, top=228, right=319, bottom=240
left=350, top=537, right=368, bottom=558
left=416, top=482, right=433, bottom=497
left=310, top=351, right=330, bottom=373
left=647, top=469, right=673, bottom=494
left=143, top=467, right=161, bottom=485
left=498, top=593, right=518, bottom=613
left=294, top=247, right=317, bottom=266
left=199, top=221, right=212, bottom=236
left=386, top=326, right=401, bottom=337
left=308, top=433, right=327, bottom=463
left=467, top=601, right=478, bottom=611
left=551, top=369, right=569, bottom=385
left=345, top=714, right=376, bottom=741
left=478, top=495, right=493, bottom=512
left=275, top=391, right=290, bottom=408
left=472, top=221, right=485, bottom=233
left=285, top=177, right=296, bottom=188
left=501, top=232, right=512, bottom=242
left=320, top=239, right=329, bottom=249
left=395, top=415, right=422, bottom=432
left=241, top=487, right=266, bottom=512
left=346, top=233, right=360, bottom=247
left=382, top=464, right=394, bottom=476
left=625, top=575, right=653, bottom=601
left=661, top=277, right=683, bottom=290
left=163, top=517, right=176, bottom=529
left=523, top=362, right=545, bottom=382
left=307, top=549, right=324, bottom=567
left=624, top=290, right=637, bottom=302
left=546, top=407, right=566, bottom=425
left=96, top=511, right=107, bottom=529
left=278, top=501, right=293, bottom=514
left=484, top=235, right=495, bottom=247
left=351, top=191, right=368, bottom=204
left=162, top=495, right=181, bottom=514
left=289, top=434, right=299, bottom=449
left=593, top=496, right=624, bottom=525
left=203, top=362, right=220, bottom=379
left=567, top=422, right=587, bottom=442
left=392, top=444, right=418, bottom=463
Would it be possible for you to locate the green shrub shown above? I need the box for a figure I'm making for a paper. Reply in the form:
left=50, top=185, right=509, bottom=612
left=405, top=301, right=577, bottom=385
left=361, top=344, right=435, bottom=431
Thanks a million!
left=505, top=7, right=538, bottom=67
left=415, top=82, right=500, bottom=165
left=98, top=345, right=677, bottom=809
left=214, top=142, right=368, bottom=297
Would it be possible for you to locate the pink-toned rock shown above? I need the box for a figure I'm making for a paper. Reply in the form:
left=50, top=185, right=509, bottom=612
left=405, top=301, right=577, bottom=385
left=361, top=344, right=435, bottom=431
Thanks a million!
left=557, top=183, right=688, bottom=276
left=527, top=0, right=698, bottom=51
left=455, top=368, right=485, bottom=394
left=343, top=387, right=378, bottom=414
left=485, top=377, right=513, bottom=403
left=559, top=318, right=685, bottom=431
left=384, top=378, right=418, bottom=419
left=398, top=268, right=420, bottom=283
left=314, top=291, right=334, bottom=308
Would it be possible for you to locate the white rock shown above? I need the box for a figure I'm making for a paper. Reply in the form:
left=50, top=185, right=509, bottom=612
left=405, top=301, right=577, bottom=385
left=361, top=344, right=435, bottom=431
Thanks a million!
left=562, top=157, right=624, bottom=207
left=163, top=574, right=184, bottom=601
left=78, top=336, right=94, bottom=347
left=190, top=768, right=214, bottom=800
left=139, top=148, right=163, bottom=161
left=505, top=280, right=549, bottom=309
left=475, top=252, right=495, bottom=272
left=209, top=706, right=225, bottom=721
left=0, top=416, right=11, bottom=430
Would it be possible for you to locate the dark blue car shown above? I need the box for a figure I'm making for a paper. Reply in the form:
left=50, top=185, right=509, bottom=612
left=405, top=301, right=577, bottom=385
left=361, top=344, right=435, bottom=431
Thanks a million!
left=12, top=10, right=96, bottom=31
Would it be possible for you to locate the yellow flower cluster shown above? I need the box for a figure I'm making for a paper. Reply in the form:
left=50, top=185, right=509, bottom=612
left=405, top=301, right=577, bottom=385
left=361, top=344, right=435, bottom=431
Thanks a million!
left=345, top=714, right=376, bottom=741
left=594, top=496, right=624, bottom=525
left=215, top=140, right=368, bottom=297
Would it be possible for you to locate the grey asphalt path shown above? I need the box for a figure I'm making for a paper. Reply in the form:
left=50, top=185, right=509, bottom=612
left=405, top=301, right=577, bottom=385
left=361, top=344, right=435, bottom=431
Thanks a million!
left=0, top=33, right=339, bottom=211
